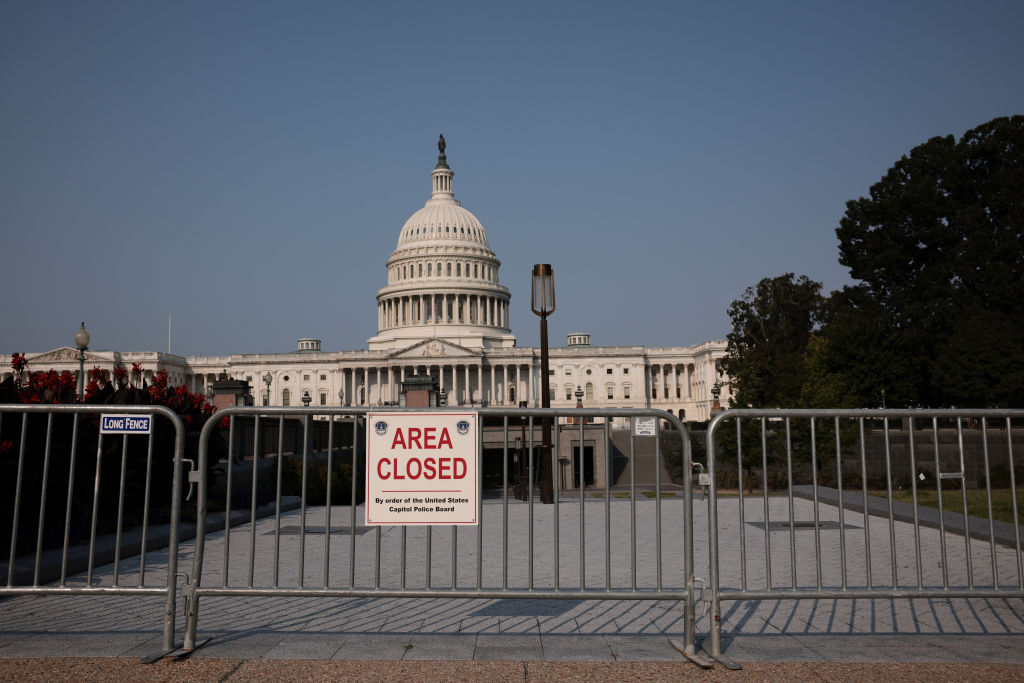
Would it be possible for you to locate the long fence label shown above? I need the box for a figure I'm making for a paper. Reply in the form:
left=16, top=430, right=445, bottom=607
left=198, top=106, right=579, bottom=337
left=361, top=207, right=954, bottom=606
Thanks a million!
left=100, top=414, right=152, bottom=434
left=365, top=411, right=479, bottom=525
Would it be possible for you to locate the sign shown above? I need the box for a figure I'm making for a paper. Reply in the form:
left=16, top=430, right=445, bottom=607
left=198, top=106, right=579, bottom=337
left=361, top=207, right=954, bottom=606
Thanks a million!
left=365, top=411, right=478, bottom=525
left=633, top=417, right=657, bottom=437
left=100, top=414, right=153, bottom=434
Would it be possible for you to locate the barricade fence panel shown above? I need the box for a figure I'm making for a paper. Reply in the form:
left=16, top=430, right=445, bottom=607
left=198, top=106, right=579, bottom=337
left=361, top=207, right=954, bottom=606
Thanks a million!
left=182, top=406, right=700, bottom=655
left=705, top=409, right=1024, bottom=657
left=0, top=404, right=186, bottom=652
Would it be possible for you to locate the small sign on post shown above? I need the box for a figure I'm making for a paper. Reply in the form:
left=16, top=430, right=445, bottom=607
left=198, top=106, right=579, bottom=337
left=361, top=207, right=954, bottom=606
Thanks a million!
left=633, top=417, right=657, bottom=437
left=365, top=411, right=479, bottom=525
left=100, top=414, right=153, bottom=434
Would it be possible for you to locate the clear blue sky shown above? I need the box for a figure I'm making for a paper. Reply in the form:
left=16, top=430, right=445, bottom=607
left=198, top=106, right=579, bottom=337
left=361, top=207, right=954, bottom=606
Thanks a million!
left=3, top=1, right=1022, bottom=356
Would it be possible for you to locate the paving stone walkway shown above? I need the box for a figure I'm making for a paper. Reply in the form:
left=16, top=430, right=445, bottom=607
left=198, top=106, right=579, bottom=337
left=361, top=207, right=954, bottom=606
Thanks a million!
left=1, top=495, right=1023, bottom=666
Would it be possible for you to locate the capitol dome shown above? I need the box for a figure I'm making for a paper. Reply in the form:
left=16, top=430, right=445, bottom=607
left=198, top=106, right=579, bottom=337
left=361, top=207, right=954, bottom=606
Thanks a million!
left=367, top=136, right=515, bottom=351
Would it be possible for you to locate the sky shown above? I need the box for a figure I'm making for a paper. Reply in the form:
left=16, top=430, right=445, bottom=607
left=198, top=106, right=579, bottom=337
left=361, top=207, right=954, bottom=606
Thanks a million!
left=2, top=1, right=1023, bottom=357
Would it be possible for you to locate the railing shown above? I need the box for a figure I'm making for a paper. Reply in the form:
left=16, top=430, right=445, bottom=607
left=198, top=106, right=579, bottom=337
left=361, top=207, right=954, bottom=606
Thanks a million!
left=181, top=406, right=703, bottom=660
left=0, top=404, right=186, bottom=652
left=705, top=409, right=1024, bottom=661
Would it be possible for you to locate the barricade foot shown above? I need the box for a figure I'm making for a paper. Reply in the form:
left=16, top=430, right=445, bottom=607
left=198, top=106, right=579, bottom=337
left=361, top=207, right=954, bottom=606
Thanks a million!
left=153, top=637, right=213, bottom=661
left=669, top=638, right=714, bottom=668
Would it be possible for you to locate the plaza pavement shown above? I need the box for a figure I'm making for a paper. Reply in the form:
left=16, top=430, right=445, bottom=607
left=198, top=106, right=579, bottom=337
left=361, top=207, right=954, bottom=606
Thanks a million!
left=1, top=492, right=1023, bottom=676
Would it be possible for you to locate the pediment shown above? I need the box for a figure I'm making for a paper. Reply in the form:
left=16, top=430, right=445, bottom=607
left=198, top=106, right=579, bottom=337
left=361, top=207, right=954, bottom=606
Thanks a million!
left=28, top=347, right=108, bottom=365
left=388, top=338, right=482, bottom=360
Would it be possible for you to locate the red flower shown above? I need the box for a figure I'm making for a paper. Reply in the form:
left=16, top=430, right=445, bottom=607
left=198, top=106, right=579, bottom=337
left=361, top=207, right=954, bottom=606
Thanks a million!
left=10, top=353, right=27, bottom=372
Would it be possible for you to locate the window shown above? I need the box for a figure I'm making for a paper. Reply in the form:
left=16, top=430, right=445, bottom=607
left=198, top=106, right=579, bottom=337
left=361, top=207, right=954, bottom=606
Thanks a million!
left=320, top=393, right=326, bottom=406
left=320, top=374, right=326, bottom=381
left=676, top=387, right=681, bottom=398
left=623, top=368, right=629, bottom=375
left=585, top=382, right=593, bottom=401
left=548, top=370, right=555, bottom=375
left=566, top=386, right=573, bottom=400
left=652, top=387, right=657, bottom=399
left=303, top=374, right=310, bottom=381
left=623, top=384, right=631, bottom=399
left=565, top=369, right=571, bottom=375
left=418, top=264, right=422, bottom=277
left=428, top=263, right=432, bottom=276
left=473, top=264, right=478, bottom=277
left=447, top=263, right=452, bottom=276
left=549, top=387, right=556, bottom=400
left=607, top=385, right=614, bottom=400
left=282, top=388, right=291, bottom=406
left=607, top=368, right=613, bottom=375
left=585, top=369, right=592, bottom=375
left=283, top=375, right=289, bottom=381
left=246, top=376, right=252, bottom=382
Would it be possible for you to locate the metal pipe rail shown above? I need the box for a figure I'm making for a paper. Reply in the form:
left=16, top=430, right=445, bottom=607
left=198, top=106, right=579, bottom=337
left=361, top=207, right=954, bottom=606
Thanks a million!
left=705, top=409, right=1024, bottom=659
left=0, top=404, right=186, bottom=652
left=182, top=406, right=700, bottom=657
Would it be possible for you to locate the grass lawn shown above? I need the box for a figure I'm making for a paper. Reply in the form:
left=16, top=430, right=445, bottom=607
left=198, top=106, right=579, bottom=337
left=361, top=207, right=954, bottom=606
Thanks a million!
left=885, top=488, right=1024, bottom=526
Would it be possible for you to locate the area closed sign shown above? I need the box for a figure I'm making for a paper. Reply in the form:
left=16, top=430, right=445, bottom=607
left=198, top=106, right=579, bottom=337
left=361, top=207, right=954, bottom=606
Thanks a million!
left=365, top=411, right=479, bottom=525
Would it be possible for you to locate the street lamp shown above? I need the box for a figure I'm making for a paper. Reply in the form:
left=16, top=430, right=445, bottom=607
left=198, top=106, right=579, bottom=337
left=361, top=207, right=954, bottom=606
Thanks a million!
left=338, top=388, right=345, bottom=406
left=531, top=264, right=555, bottom=504
left=263, top=372, right=272, bottom=406
left=302, top=391, right=312, bottom=407
left=74, top=322, right=90, bottom=403
left=439, top=388, right=448, bottom=407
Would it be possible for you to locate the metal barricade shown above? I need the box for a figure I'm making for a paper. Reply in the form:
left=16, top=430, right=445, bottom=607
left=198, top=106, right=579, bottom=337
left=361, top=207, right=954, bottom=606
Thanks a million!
left=0, top=404, right=187, bottom=652
left=182, top=406, right=703, bottom=660
left=705, top=409, right=1024, bottom=660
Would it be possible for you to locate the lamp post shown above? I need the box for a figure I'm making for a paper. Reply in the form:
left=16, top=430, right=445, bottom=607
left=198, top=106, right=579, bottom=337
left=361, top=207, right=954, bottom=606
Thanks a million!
left=439, top=388, right=448, bottom=407
left=263, top=372, right=272, bottom=406
left=302, top=391, right=311, bottom=407
left=74, top=322, right=90, bottom=403
left=531, top=264, right=555, bottom=504
left=338, top=388, right=345, bottom=406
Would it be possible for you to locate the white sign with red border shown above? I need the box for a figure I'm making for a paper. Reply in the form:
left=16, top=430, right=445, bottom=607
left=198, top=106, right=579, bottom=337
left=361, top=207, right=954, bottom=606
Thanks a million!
left=365, top=411, right=479, bottom=525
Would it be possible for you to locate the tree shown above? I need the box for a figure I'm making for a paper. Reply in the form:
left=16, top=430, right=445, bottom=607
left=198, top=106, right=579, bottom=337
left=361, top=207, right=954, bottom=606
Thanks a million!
left=834, top=115, right=1024, bottom=407
left=722, top=274, right=825, bottom=408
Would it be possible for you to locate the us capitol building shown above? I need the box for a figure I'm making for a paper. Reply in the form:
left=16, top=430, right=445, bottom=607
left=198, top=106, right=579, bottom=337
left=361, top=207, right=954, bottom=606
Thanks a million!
left=12, top=138, right=730, bottom=424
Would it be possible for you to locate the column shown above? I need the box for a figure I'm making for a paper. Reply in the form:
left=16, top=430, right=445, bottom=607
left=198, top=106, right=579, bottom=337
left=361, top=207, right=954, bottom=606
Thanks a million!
left=490, top=363, right=496, bottom=404
left=464, top=364, right=470, bottom=404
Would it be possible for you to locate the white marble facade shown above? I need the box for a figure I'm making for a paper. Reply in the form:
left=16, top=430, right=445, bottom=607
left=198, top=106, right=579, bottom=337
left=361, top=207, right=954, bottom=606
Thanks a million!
left=7, top=140, right=730, bottom=422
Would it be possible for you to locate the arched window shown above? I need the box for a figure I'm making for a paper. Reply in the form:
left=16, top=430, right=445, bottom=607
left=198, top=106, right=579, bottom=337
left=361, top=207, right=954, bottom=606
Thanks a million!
left=456, top=263, right=461, bottom=276
left=282, top=388, right=290, bottom=406
left=428, top=263, right=432, bottom=276
left=447, top=263, right=452, bottom=276
left=418, top=264, right=422, bottom=277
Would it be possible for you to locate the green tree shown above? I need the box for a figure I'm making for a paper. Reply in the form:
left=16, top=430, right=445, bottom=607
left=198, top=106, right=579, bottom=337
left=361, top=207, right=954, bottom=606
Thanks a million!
left=722, top=273, right=825, bottom=408
left=834, top=115, right=1024, bottom=407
